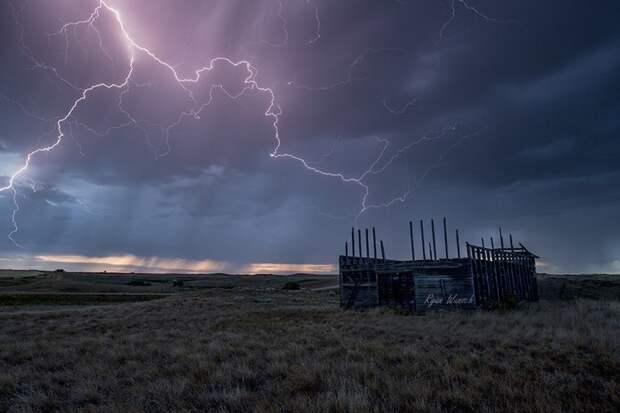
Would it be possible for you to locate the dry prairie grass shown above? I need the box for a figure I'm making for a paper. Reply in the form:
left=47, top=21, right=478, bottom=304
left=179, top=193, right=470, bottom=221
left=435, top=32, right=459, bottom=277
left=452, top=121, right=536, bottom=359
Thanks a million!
left=0, top=283, right=619, bottom=412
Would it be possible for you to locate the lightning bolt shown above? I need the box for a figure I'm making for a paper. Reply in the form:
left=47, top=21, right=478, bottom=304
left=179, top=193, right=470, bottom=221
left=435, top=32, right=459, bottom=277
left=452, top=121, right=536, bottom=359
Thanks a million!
left=249, top=0, right=290, bottom=49
left=440, top=0, right=516, bottom=40
left=7, top=188, right=22, bottom=248
left=382, top=96, right=418, bottom=115
left=287, top=47, right=408, bottom=91
left=361, top=128, right=482, bottom=214
left=0, top=92, right=59, bottom=124
left=7, top=0, right=82, bottom=92
left=318, top=133, right=342, bottom=162
left=250, top=0, right=320, bottom=49
left=1, top=0, right=283, bottom=245
left=307, top=0, right=321, bottom=45
left=1, top=0, right=486, bottom=246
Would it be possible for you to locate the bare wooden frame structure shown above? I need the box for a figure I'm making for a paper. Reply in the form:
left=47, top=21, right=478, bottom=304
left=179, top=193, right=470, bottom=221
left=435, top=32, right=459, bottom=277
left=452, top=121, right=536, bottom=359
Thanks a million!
left=340, top=220, right=539, bottom=311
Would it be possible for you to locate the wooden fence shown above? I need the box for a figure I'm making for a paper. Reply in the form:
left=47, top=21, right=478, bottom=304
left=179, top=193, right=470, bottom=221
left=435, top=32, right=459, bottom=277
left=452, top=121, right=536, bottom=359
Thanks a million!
left=467, top=243, right=539, bottom=307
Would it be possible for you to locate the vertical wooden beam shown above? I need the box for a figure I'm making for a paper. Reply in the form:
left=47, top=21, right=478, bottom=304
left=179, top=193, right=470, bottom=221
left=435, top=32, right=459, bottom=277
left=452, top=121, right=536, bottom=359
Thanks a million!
left=510, top=252, right=520, bottom=300
left=351, top=227, right=355, bottom=258
left=490, top=237, right=495, bottom=250
left=365, top=228, right=370, bottom=259
left=372, top=227, right=377, bottom=259
left=499, top=227, right=505, bottom=249
left=504, top=250, right=512, bottom=298
left=338, top=258, right=343, bottom=308
left=503, top=252, right=519, bottom=300
left=456, top=229, right=461, bottom=258
left=509, top=234, right=514, bottom=252
left=493, top=248, right=501, bottom=303
left=409, top=221, right=415, bottom=261
left=443, top=217, right=449, bottom=259
left=431, top=219, right=437, bottom=260
left=481, top=238, right=486, bottom=249
left=472, top=247, right=484, bottom=304
left=429, top=242, right=433, bottom=260
left=345, top=241, right=349, bottom=257
left=483, top=247, right=492, bottom=304
left=420, top=220, right=426, bottom=260
left=357, top=229, right=362, bottom=259
left=491, top=249, right=497, bottom=303
left=380, top=240, right=386, bottom=260
left=491, top=248, right=500, bottom=303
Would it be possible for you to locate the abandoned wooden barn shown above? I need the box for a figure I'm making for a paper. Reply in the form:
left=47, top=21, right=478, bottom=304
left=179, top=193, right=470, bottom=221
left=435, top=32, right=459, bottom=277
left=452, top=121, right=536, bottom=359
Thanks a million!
left=339, top=220, right=539, bottom=311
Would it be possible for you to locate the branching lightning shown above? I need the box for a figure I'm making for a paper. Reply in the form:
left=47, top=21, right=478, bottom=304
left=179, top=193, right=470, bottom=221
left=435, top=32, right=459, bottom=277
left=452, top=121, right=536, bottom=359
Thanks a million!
left=1, top=0, right=497, bottom=246
left=253, top=0, right=289, bottom=49
left=7, top=188, right=22, bottom=247
left=440, top=0, right=515, bottom=39
left=361, top=128, right=482, bottom=213
left=307, top=0, right=321, bottom=45
left=318, top=133, right=342, bottom=161
left=247, top=0, right=321, bottom=50
left=382, top=96, right=418, bottom=115
left=287, top=47, right=408, bottom=91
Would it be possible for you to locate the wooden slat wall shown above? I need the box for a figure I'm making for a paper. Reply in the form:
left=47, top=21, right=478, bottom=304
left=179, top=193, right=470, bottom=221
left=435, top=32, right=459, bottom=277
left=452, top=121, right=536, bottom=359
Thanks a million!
left=339, top=256, right=473, bottom=310
left=414, top=272, right=476, bottom=312
left=466, top=244, right=538, bottom=306
left=377, top=271, right=416, bottom=310
left=339, top=256, right=383, bottom=309
left=339, top=246, right=538, bottom=311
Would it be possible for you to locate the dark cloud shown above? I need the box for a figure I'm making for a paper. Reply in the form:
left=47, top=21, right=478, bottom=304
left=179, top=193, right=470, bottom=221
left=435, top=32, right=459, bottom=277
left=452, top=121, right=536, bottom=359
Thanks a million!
left=0, top=0, right=619, bottom=273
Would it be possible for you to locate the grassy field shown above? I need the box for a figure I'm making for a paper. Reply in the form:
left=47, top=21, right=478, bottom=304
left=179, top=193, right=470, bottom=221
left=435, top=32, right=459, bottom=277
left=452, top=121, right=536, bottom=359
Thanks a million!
left=0, top=270, right=618, bottom=412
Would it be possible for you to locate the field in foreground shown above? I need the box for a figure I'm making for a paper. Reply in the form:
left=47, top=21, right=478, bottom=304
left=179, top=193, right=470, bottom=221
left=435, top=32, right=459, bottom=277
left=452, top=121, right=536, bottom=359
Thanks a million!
left=0, top=271, right=619, bottom=412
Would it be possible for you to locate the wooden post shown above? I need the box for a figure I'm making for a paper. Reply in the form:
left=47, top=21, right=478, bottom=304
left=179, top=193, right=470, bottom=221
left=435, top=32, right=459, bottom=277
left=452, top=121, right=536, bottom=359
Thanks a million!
left=420, top=220, right=426, bottom=260
left=431, top=219, right=437, bottom=261
left=372, top=227, right=377, bottom=259
left=429, top=242, right=433, bottom=260
left=443, top=217, right=449, bottom=259
left=499, top=227, right=505, bottom=249
left=345, top=241, right=348, bottom=257
left=492, top=248, right=501, bottom=303
left=485, top=248, right=494, bottom=304
left=456, top=229, right=461, bottom=258
left=472, top=246, right=480, bottom=304
left=380, top=240, right=386, bottom=260
left=509, top=234, right=514, bottom=252
left=365, top=228, right=370, bottom=259
left=509, top=252, right=519, bottom=300
left=409, top=221, right=415, bottom=261
left=351, top=227, right=355, bottom=257
left=481, top=238, right=486, bottom=248
left=490, top=237, right=495, bottom=250
left=357, top=229, right=362, bottom=259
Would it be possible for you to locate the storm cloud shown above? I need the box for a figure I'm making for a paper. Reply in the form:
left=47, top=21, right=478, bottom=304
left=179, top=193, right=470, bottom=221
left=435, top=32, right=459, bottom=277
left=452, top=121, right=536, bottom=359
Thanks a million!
left=0, top=0, right=619, bottom=273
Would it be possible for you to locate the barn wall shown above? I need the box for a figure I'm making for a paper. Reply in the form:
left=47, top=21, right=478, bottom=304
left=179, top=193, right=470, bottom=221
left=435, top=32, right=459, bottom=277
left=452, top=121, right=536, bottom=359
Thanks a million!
left=339, top=256, right=389, bottom=309
left=339, top=257, right=474, bottom=310
left=377, top=272, right=415, bottom=310
left=339, top=253, right=537, bottom=311
left=414, top=273, right=476, bottom=312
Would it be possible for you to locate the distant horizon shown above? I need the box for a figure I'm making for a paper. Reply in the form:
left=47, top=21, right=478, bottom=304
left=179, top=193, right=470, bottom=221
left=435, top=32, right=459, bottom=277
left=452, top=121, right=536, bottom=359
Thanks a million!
left=0, top=254, right=337, bottom=276
left=1, top=268, right=340, bottom=277
left=2, top=264, right=619, bottom=278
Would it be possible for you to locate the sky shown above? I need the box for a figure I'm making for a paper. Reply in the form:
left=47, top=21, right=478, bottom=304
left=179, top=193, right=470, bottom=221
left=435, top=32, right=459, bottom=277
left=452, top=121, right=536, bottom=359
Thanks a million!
left=0, top=0, right=619, bottom=274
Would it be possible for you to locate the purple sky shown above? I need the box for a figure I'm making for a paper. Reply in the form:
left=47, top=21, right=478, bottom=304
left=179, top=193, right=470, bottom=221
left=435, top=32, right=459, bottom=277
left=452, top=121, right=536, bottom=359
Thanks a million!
left=1, top=0, right=619, bottom=274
